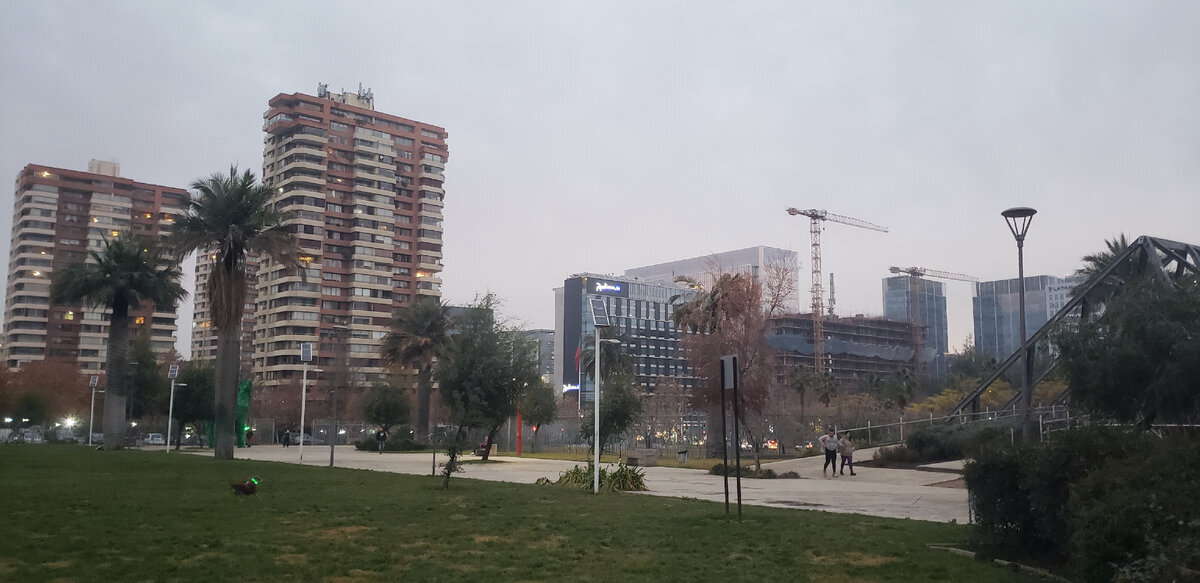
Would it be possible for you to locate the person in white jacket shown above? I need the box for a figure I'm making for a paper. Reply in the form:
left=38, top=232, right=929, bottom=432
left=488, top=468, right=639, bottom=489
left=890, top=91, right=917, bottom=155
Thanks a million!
left=818, top=429, right=839, bottom=477
left=837, top=432, right=856, bottom=476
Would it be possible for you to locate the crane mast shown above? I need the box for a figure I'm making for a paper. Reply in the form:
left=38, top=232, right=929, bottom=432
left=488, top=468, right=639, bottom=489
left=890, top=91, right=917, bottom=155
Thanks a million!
left=787, top=208, right=888, bottom=372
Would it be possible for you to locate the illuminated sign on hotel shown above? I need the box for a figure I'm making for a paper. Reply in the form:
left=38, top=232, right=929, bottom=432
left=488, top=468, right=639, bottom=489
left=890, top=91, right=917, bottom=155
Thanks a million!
left=594, top=282, right=621, bottom=293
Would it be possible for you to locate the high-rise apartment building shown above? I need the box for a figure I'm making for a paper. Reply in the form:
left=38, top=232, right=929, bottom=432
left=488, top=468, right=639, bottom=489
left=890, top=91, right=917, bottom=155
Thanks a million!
left=4, top=161, right=186, bottom=371
left=882, top=275, right=948, bottom=382
left=238, top=85, right=447, bottom=389
left=972, top=274, right=1084, bottom=363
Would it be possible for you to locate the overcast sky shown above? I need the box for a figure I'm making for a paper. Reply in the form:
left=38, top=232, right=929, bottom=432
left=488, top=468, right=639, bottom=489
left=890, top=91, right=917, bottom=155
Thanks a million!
left=2, top=1, right=1197, bottom=357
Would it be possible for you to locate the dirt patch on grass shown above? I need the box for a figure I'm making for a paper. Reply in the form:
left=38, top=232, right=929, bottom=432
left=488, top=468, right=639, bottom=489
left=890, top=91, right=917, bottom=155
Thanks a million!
left=274, top=554, right=307, bottom=566
left=316, top=525, right=374, bottom=539
left=529, top=535, right=566, bottom=550
left=835, top=552, right=897, bottom=566
left=327, top=569, right=382, bottom=582
left=40, top=560, right=71, bottom=569
left=472, top=535, right=502, bottom=543
left=180, top=552, right=228, bottom=566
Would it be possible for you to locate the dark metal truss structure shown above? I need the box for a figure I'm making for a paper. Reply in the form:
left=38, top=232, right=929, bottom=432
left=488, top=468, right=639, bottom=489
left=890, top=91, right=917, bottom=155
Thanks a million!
left=949, top=236, right=1200, bottom=416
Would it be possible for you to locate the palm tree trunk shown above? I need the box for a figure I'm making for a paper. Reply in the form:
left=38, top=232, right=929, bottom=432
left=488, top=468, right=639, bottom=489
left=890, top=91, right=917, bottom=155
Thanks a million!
left=103, top=306, right=131, bottom=449
left=415, top=366, right=432, bottom=441
left=213, top=327, right=240, bottom=459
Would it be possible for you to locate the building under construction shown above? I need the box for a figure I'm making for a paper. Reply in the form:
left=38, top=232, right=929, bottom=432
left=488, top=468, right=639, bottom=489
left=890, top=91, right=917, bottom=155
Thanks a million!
left=767, top=313, right=917, bottom=383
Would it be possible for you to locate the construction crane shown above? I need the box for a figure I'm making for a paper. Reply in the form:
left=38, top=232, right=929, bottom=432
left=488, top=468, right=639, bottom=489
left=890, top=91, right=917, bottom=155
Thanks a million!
left=887, top=266, right=979, bottom=383
left=786, top=208, right=889, bottom=371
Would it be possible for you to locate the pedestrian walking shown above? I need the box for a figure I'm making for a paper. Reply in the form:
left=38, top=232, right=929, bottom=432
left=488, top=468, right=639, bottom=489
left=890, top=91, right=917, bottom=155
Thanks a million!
left=819, top=428, right=839, bottom=477
left=838, top=431, right=856, bottom=476
left=280, top=431, right=289, bottom=447
left=375, top=428, right=387, bottom=454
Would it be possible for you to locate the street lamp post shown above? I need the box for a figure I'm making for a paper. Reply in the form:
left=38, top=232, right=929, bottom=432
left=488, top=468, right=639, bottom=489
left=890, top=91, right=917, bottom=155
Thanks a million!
left=87, top=375, right=101, bottom=446
left=165, top=364, right=182, bottom=453
left=1002, top=206, right=1037, bottom=441
left=593, top=337, right=621, bottom=494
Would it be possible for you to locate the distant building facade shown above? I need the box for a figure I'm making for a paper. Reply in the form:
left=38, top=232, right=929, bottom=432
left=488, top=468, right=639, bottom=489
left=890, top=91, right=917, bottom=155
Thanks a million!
left=882, top=275, right=948, bottom=383
left=520, top=328, right=555, bottom=383
left=972, top=274, right=1084, bottom=362
left=555, top=274, right=696, bottom=404
left=767, top=314, right=917, bottom=383
left=624, top=246, right=801, bottom=313
left=4, top=161, right=186, bottom=371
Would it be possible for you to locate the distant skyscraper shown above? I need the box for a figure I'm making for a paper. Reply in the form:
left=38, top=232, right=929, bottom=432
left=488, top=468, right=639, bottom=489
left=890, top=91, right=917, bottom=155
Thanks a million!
left=882, top=275, right=948, bottom=382
left=624, top=246, right=801, bottom=313
left=972, top=274, right=1083, bottom=363
left=192, top=85, right=448, bottom=390
left=4, top=161, right=186, bottom=371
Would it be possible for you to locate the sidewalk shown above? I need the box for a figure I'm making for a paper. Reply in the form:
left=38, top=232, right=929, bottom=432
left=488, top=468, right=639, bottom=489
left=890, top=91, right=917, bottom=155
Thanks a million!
left=214, top=446, right=970, bottom=523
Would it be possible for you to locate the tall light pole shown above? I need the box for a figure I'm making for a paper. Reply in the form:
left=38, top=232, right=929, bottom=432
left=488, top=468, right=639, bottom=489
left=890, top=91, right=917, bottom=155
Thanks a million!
left=588, top=295, right=613, bottom=495
left=593, top=337, right=621, bottom=494
left=298, top=342, right=317, bottom=464
left=87, top=375, right=101, bottom=446
left=1002, top=206, right=1037, bottom=440
left=165, top=364, right=182, bottom=452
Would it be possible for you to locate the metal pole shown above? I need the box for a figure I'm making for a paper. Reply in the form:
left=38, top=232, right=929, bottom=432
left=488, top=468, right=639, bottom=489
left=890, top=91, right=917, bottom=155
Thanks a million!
left=329, top=384, right=337, bottom=468
left=166, top=379, right=176, bottom=453
left=300, top=361, right=308, bottom=464
left=88, top=386, right=97, bottom=446
left=1017, top=240, right=1032, bottom=440
left=593, top=327, right=601, bottom=495
left=732, top=372, right=742, bottom=522
left=721, top=371, right=730, bottom=516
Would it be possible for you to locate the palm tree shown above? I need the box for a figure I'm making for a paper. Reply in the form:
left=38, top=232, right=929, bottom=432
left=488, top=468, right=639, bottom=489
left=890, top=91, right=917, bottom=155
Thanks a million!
left=1072, top=234, right=1136, bottom=316
left=381, top=296, right=450, bottom=440
left=170, top=167, right=299, bottom=460
left=50, top=232, right=185, bottom=449
left=578, top=330, right=634, bottom=382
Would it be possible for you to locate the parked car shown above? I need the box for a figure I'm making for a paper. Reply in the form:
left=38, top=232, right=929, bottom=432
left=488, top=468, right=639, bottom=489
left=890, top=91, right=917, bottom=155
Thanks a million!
left=286, top=432, right=324, bottom=445
left=144, top=433, right=165, bottom=446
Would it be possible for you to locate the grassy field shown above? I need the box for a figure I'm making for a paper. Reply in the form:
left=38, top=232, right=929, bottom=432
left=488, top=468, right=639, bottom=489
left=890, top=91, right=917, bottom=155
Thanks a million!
left=0, top=446, right=1036, bottom=582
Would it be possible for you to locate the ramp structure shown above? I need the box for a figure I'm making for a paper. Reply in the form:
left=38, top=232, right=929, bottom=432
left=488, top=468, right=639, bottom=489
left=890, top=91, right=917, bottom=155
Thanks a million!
left=949, top=236, right=1200, bottom=416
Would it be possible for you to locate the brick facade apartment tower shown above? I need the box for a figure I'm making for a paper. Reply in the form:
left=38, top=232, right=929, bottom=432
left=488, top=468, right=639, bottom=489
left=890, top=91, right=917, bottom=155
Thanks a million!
left=235, top=85, right=447, bottom=390
left=4, top=160, right=186, bottom=372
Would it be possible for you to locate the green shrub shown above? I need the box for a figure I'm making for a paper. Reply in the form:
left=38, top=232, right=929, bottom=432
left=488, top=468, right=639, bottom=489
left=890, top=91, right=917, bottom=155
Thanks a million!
left=1069, top=435, right=1200, bottom=582
left=963, top=425, right=1194, bottom=578
left=552, top=461, right=648, bottom=492
left=875, top=422, right=1011, bottom=466
left=707, top=464, right=792, bottom=479
left=779, top=471, right=800, bottom=479
left=354, top=436, right=429, bottom=452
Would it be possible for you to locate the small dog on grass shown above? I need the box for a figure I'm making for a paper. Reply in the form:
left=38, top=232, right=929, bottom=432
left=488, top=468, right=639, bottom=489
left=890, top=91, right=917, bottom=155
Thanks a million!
left=231, top=476, right=260, bottom=496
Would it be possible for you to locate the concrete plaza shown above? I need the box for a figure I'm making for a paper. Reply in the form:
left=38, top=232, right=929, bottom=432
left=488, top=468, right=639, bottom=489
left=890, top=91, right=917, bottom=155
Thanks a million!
left=215, top=445, right=970, bottom=523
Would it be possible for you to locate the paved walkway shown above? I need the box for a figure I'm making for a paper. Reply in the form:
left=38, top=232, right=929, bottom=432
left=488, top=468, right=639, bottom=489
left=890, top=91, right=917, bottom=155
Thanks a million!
left=207, top=446, right=969, bottom=523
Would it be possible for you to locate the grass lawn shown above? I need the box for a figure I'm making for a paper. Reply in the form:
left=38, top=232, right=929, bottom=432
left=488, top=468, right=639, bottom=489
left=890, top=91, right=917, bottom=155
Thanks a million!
left=0, top=445, right=1035, bottom=582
